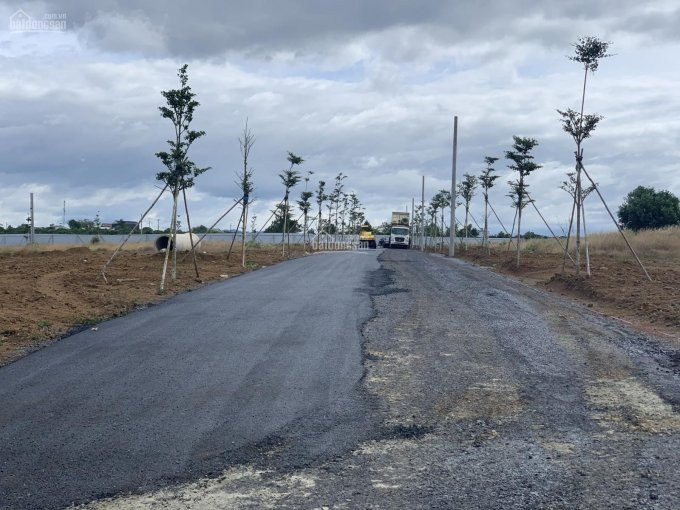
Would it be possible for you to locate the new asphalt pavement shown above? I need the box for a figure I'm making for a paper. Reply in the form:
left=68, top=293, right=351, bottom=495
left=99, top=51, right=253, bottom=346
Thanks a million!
left=0, top=251, right=379, bottom=509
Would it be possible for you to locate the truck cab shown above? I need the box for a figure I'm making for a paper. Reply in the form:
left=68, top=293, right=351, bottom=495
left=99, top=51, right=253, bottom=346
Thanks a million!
left=387, top=211, right=410, bottom=248
left=389, top=225, right=410, bottom=248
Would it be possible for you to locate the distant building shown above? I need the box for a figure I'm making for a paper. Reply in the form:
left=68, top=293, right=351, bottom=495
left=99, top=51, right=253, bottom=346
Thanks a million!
left=101, top=221, right=138, bottom=230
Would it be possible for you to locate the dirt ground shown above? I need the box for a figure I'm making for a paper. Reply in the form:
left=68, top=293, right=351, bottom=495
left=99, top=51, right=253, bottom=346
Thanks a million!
left=2, top=243, right=677, bottom=367
left=450, top=245, right=680, bottom=343
left=0, top=243, right=303, bottom=366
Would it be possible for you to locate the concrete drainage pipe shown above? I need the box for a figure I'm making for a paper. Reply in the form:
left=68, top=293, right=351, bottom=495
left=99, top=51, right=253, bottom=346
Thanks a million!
left=154, top=233, right=201, bottom=252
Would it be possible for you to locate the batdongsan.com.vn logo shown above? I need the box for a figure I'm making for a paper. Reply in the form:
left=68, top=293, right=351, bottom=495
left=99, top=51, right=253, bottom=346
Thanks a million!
left=9, top=9, right=67, bottom=32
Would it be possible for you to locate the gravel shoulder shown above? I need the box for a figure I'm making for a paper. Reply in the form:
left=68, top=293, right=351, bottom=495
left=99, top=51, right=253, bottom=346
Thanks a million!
left=81, top=249, right=680, bottom=509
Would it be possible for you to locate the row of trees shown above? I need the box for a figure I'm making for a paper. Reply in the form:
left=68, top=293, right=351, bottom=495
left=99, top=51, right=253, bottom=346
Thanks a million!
left=151, top=64, right=371, bottom=276
left=0, top=219, right=157, bottom=235
left=418, top=36, right=673, bottom=279
left=262, top=165, right=369, bottom=254
left=419, top=135, right=541, bottom=260
left=101, top=63, right=376, bottom=288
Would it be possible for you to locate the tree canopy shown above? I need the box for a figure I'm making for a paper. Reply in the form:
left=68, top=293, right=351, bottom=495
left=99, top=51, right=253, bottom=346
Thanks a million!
left=617, top=186, right=680, bottom=231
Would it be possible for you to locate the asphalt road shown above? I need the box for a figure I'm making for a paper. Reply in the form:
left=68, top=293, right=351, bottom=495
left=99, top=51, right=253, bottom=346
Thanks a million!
left=3, top=248, right=680, bottom=509
left=0, top=251, right=380, bottom=510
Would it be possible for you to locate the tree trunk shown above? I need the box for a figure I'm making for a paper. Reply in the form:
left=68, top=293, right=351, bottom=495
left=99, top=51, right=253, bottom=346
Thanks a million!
left=317, top=209, right=321, bottom=249
left=484, top=195, right=489, bottom=254
left=303, top=210, right=308, bottom=253
left=516, top=199, right=522, bottom=268
left=241, top=200, right=248, bottom=268
left=171, top=189, right=179, bottom=281
left=440, top=210, right=444, bottom=252
left=574, top=66, right=588, bottom=275
left=328, top=209, right=333, bottom=249
left=334, top=203, right=339, bottom=242
left=575, top=163, right=582, bottom=275
left=464, top=206, right=469, bottom=251
left=582, top=199, right=591, bottom=276
left=160, top=187, right=178, bottom=293
left=561, top=192, right=577, bottom=274
left=282, top=193, right=288, bottom=256
left=286, top=203, right=291, bottom=255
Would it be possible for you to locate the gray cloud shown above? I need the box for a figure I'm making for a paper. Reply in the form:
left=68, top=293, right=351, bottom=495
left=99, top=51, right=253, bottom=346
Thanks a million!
left=0, top=0, right=678, bottom=235
left=9, top=0, right=680, bottom=59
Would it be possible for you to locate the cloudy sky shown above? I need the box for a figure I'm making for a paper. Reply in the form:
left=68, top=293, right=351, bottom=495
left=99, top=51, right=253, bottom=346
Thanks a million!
left=1, top=0, right=679, bottom=234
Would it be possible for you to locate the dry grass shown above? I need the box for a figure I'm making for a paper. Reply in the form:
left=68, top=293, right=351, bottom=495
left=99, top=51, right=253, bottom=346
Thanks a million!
left=522, top=226, right=680, bottom=260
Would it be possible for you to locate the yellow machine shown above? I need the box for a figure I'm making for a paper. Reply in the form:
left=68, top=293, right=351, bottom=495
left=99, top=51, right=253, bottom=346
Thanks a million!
left=359, top=222, right=376, bottom=249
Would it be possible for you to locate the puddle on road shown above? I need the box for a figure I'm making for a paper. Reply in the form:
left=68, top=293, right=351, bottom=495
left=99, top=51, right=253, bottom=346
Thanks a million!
left=586, top=377, right=680, bottom=433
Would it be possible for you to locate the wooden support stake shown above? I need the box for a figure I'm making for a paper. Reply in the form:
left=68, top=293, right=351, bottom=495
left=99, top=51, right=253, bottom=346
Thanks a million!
left=160, top=188, right=179, bottom=293
left=101, top=183, right=168, bottom=282
left=180, top=197, right=243, bottom=263
left=582, top=200, right=591, bottom=276
left=251, top=196, right=285, bottom=243
left=525, top=193, right=576, bottom=267
left=561, top=193, right=577, bottom=274
left=226, top=212, right=243, bottom=260
left=506, top=208, right=518, bottom=253
left=182, top=188, right=200, bottom=279
left=580, top=162, right=652, bottom=281
left=487, top=201, right=516, bottom=249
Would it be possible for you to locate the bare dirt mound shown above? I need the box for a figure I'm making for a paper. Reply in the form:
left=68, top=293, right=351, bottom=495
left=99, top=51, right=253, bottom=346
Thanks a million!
left=451, top=246, right=680, bottom=342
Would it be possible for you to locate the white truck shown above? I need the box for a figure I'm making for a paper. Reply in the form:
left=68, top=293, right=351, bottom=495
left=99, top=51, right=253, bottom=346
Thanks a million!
left=387, top=211, right=410, bottom=249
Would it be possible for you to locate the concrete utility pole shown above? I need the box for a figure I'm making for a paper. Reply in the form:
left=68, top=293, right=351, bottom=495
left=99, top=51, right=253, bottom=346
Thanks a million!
left=420, top=176, right=425, bottom=252
left=448, top=116, right=458, bottom=257
left=411, top=197, right=415, bottom=247
left=62, top=200, right=66, bottom=228
left=29, top=193, right=35, bottom=245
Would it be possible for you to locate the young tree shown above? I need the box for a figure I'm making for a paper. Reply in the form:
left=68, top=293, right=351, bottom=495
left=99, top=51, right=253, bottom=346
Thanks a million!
left=348, top=192, right=361, bottom=235
left=559, top=36, right=611, bottom=275
left=156, top=64, right=209, bottom=292
left=297, top=190, right=313, bottom=251
left=331, top=173, right=347, bottom=241
left=435, top=190, right=451, bottom=251
left=561, top=172, right=596, bottom=274
left=325, top=199, right=335, bottom=245
left=457, top=175, right=477, bottom=250
left=479, top=157, right=500, bottom=252
left=414, top=204, right=425, bottom=245
left=340, top=193, right=349, bottom=239
left=428, top=196, right=440, bottom=249
left=315, top=180, right=327, bottom=247
left=237, top=120, right=255, bottom=268
left=303, top=170, right=314, bottom=190
left=279, top=152, right=303, bottom=256
left=505, top=136, right=541, bottom=267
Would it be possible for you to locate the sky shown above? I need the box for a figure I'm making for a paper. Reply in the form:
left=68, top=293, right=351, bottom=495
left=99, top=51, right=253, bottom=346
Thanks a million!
left=0, top=0, right=679, bottom=234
